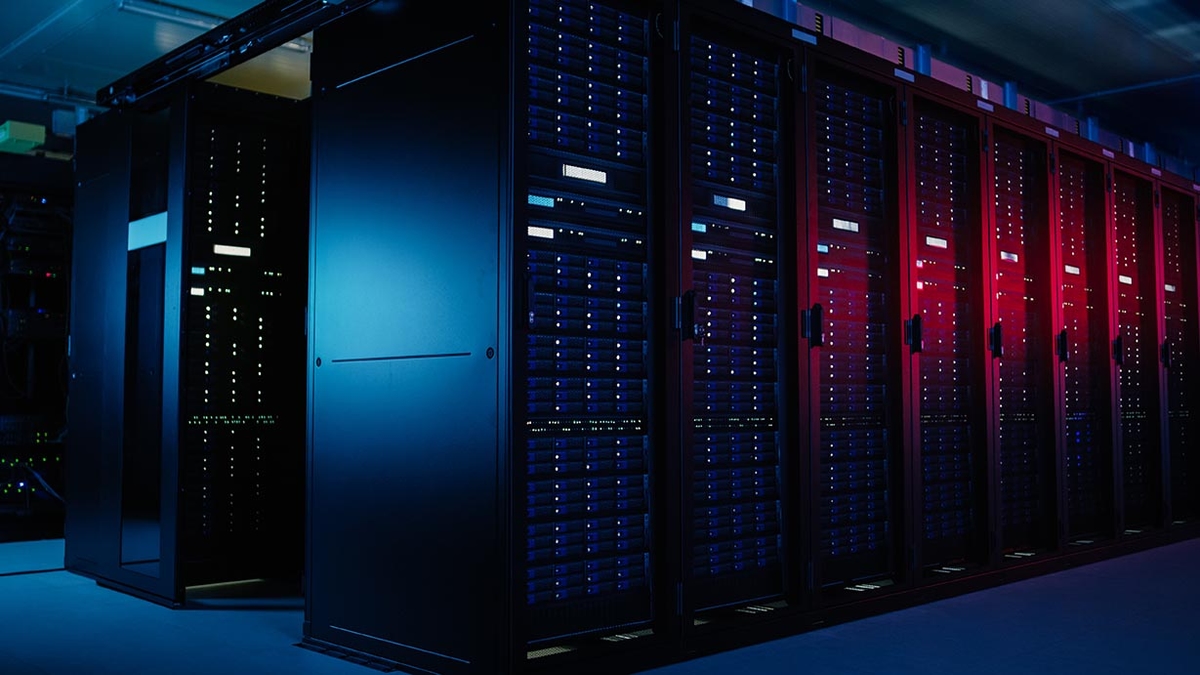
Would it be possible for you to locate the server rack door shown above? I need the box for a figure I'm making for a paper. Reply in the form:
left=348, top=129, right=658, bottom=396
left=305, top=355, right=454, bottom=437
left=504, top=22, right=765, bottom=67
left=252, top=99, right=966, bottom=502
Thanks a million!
left=805, top=62, right=906, bottom=595
left=1111, top=170, right=1163, bottom=531
left=680, top=21, right=789, bottom=613
left=1057, top=151, right=1116, bottom=541
left=1158, top=187, right=1199, bottom=523
left=519, top=0, right=658, bottom=648
left=989, top=126, right=1056, bottom=555
left=178, top=88, right=308, bottom=587
left=908, top=97, right=989, bottom=575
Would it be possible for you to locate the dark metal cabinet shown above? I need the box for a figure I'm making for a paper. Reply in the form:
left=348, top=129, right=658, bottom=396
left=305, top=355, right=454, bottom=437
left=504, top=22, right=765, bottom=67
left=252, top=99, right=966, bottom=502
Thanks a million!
left=677, top=14, right=793, bottom=615
left=67, top=84, right=308, bottom=605
left=1054, top=150, right=1116, bottom=541
left=1158, top=185, right=1200, bottom=523
left=904, top=95, right=991, bottom=576
left=305, top=0, right=664, bottom=672
left=986, top=125, right=1058, bottom=556
left=802, top=57, right=908, bottom=597
left=1111, top=170, right=1164, bottom=531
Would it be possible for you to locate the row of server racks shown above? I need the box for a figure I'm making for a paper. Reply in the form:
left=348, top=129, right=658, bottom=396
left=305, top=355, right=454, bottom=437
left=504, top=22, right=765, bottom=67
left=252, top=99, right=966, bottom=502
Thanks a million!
left=305, top=0, right=1200, bottom=673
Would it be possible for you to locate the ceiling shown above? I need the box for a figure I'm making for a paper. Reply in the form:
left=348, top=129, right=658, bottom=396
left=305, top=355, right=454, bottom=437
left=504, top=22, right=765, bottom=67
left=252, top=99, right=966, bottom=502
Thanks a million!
left=1, top=0, right=1199, bottom=169
left=798, top=0, right=1200, bottom=170
left=0, top=0, right=309, bottom=118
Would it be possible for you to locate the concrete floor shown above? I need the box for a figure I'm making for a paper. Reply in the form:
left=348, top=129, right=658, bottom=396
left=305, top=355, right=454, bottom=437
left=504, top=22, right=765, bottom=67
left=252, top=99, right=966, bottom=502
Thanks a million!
left=1, top=538, right=1198, bottom=674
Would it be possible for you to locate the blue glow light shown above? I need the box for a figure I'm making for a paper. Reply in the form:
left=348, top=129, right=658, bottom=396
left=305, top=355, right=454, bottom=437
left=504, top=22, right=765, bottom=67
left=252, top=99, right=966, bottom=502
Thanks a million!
left=528, top=194, right=555, bottom=208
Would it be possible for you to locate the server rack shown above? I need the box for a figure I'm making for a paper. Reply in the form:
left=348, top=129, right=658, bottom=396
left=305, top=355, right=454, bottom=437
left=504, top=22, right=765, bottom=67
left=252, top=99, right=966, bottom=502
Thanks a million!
left=676, top=11, right=794, bottom=615
left=903, top=91, right=991, bottom=576
left=1157, top=183, right=1199, bottom=523
left=1110, top=169, right=1164, bottom=532
left=801, top=53, right=908, bottom=598
left=67, top=83, right=308, bottom=605
left=305, top=1, right=665, bottom=672
left=986, top=123, right=1057, bottom=557
left=1054, top=148, right=1117, bottom=542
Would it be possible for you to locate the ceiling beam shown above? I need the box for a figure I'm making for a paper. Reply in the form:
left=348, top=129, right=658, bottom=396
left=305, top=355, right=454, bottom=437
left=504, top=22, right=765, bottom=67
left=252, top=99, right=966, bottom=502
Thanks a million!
left=98, top=0, right=374, bottom=108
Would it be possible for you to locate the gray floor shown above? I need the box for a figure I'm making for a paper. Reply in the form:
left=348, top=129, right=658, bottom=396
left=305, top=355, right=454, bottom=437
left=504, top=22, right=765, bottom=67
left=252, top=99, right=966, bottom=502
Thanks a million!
left=0, top=538, right=1197, bottom=674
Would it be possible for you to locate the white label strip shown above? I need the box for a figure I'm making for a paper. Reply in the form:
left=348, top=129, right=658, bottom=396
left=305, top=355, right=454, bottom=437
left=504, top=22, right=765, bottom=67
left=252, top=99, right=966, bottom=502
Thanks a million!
left=1151, top=168, right=1162, bottom=177
left=926, top=236, right=948, bottom=249
left=1045, top=126, right=1060, bottom=138
left=977, top=100, right=995, bottom=112
left=894, top=67, right=915, bottom=83
left=562, top=163, right=607, bottom=184
left=692, top=249, right=708, bottom=260
left=714, top=195, right=747, bottom=211
left=833, top=218, right=860, bottom=233
left=817, top=268, right=830, bottom=278
left=128, top=212, right=167, bottom=251
left=213, top=244, right=252, bottom=258
left=1103, top=149, right=1115, bottom=158
left=1119, top=275, right=1133, bottom=285
left=1001, top=251, right=1019, bottom=263
left=1064, top=265, right=1081, bottom=276
left=1166, top=284, right=1178, bottom=293
left=190, top=287, right=205, bottom=296
left=792, top=28, right=817, bottom=45
left=527, top=226, right=555, bottom=240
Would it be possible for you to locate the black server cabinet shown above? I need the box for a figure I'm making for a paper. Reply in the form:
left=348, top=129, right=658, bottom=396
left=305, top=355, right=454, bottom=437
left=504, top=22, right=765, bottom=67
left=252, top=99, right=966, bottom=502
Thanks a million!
left=905, top=95, right=990, bottom=575
left=1158, top=186, right=1199, bottom=522
left=1055, top=150, right=1116, bottom=541
left=305, top=1, right=663, bottom=672
left=802, top=58, right=907, bottom=596
left=1111, top=170, right=1164, bottom=531
left=67, top=83, right=308, bottom=605
left=987, top=125, right=1057, bottom=556
left=677, top=14, right=793, bottom=614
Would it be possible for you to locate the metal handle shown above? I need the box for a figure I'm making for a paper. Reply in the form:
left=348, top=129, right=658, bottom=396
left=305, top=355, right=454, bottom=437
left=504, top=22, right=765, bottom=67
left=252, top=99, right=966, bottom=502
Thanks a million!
left=1112, top=335, right=1124, bottom=365
left=905, top=313, right=923, bottom=354
left=681, top=290, right=697, bottom=341
left=989, top=322, right=1004, bottom=359
left=802, top=303, right=824, bottom=348
left=1056, top=329, right=1069, bottom=363
left=1162, top=339, right=1173, bottom=370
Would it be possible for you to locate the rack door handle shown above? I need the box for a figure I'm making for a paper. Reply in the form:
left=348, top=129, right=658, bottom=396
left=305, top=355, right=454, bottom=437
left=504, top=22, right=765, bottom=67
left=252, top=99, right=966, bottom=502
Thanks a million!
left=801, top=303, right=824, bottom=348
left=1056, top=329, right=1069, bottom=363
left=905, top=313, right=923, bottom=354
left=1112, top=335, right=1124, bottom=366
left=989, top=322, right=1004, bottom=359
left=1162, top=339, right=1172, bottom=370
